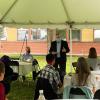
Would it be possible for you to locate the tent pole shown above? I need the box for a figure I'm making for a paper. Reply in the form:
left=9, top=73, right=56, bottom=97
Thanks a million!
left=47, top=28, right=50, bottom=54
left=69, top=25, right=73, bottom=73
left=66, top=22, right=74, bottom=74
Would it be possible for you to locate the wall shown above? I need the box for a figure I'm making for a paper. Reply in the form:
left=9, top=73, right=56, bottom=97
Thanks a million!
left=71, top=42, right=100, bottom=56
left=0, top=41, right=100, bottom=56
left=6, top=27, right=17, bottom=41
left=0, top=41, right=47, bottom=55
left=1, top=27, right=100, bottom=56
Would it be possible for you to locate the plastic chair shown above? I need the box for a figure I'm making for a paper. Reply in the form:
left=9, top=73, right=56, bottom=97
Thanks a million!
left=63, top=86, right=93, bottom=99
left=70, top=87, right=88, bottom=99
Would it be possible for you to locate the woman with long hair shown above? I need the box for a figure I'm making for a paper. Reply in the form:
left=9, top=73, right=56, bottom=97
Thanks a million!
left=71, top=57, right=96, bottom=93
left=88, top=47, right=97, bottom=58
left=87, top=47, right=100, bottom=70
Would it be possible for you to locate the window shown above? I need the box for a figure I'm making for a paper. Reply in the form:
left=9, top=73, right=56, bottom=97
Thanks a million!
left=94, top=30, right=100, bottom=41
left=0, top=27, right=7, bottom=40
left=69, top=29, right=80, bottom=41
left=31, top=28, right=47, bottom=40
left=17, top=28, right=29, bottom=41
left=81, top=29, right=93, bottom=42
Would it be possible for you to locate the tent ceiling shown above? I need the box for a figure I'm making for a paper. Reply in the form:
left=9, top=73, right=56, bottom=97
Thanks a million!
left=0, top=0, right=100, bottom=28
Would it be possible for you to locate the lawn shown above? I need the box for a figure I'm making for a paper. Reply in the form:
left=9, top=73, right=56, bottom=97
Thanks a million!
left=8, top=80, right=35, bottom=100
left=6, top=55, right=78, bottom=100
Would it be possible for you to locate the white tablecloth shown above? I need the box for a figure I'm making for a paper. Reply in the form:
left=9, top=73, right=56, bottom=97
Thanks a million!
left=19, top=61, right=32, bottom=76
left=10, top=61, right=40, bottom=76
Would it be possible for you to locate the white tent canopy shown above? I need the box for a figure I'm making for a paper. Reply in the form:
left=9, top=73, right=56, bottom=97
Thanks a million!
left=1, top=0, right=100, bottom=28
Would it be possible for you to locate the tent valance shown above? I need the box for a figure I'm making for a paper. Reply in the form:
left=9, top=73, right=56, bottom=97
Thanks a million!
left=0, top=0, right=100, bottom=28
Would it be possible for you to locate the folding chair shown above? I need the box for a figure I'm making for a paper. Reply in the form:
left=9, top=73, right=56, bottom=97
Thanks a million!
left=32, top=59, right=41, bottom=80
left=10, top=61, right=19, bottom=74
left=2, top=60, right=19, bottom=83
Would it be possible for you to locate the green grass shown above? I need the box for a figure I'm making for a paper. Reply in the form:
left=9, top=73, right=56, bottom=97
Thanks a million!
left=8, top=80, right=35, bottom=100
left=7, top=55, right=78, bottom=100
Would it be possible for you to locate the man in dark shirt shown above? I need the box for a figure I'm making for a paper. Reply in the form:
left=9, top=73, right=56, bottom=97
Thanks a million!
left=49, top=30, right=70, bottom=83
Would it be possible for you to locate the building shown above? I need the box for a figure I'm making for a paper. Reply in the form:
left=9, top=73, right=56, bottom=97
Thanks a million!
left=0, top=27, right=100, bottom=56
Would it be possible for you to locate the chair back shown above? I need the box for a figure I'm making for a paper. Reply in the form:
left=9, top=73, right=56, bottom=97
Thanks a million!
left=63, top=86, right=93, bottom=99
left=69, top=87, right=88, bottom=99
left=32, top=59, right=38, bottom=66
left=9, top=61, right=19, bottom=73
left=10, top=61, right=19, bottom=66
left=36, top=78, right=53, bottom=91
left=34, top=78, right=58, bottom=99
left=32, top=59, right=40, bottom=73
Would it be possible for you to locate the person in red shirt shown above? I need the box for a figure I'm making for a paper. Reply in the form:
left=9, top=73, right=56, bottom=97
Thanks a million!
left=0, top=61, right=7, bottom=100
left=0, top=83, right=5, bottom=100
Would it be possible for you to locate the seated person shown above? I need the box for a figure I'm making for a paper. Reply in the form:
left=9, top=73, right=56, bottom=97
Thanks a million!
left=71, top=57, right=97, bottom=94
left=21, top=46, right=33, bottom=62
left=21, top=46, right=35, bottom=80
left=87, top=47, right=100, bottom=70
left=0, top=55, right=18, bottom=83
left=0, top=61, right=8, bottom=100
left=34, top=54, right=62, bottom=100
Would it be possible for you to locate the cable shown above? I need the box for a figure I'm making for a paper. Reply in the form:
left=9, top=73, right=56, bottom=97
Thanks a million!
left=19, top=33, right=27, bottom=60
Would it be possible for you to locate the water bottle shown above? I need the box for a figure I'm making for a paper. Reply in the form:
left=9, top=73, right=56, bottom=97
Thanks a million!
left=38, top=90, right=45, bottom=100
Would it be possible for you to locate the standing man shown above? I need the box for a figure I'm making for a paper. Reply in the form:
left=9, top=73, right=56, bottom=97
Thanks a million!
left=49, top=29, right=70, bottom=83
